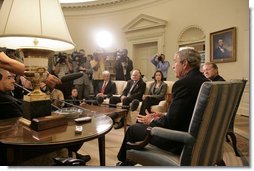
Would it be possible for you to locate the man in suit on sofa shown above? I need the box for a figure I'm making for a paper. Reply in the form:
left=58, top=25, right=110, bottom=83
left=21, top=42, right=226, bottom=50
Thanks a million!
left=109, top=69, right=146, bottom=129
left=116, top=48, right=208, bottom=166
left=87, top=70, right=117, bottom=105
left=95, top=70, right=116, bottom=99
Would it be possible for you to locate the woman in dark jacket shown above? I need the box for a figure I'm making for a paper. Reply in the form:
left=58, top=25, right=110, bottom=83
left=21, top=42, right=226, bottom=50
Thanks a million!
left=139, top=70, right=167, bottom=115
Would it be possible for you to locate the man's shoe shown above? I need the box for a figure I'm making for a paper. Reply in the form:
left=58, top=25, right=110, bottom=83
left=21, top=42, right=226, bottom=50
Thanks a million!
left=116, top=160, right=137, bottom=166
left=53, top=157, right=86, bottom=166
left=76, top=153, right=91, bottom=162
left=130, top=99, right=140, bottom=111
left=116, top=161, right=124, bottom=166
left=114, top=121, right=123, bottom=129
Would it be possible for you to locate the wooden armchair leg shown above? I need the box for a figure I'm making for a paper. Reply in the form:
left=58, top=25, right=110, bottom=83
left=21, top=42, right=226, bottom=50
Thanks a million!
left=226, top=131, right=240, bottom=157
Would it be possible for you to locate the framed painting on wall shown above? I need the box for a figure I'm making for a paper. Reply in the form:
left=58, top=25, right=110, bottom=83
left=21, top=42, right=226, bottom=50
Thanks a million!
left=210, top=27, right=236, bottom=63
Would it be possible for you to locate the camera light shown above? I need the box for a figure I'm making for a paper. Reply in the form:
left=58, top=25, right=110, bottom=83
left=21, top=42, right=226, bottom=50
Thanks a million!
left=95, top=30, right=113, bottom=49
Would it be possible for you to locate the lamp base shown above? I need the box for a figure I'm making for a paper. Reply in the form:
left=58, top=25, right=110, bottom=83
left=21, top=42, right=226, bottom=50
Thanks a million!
left=22, top=99, right=51, bottom=120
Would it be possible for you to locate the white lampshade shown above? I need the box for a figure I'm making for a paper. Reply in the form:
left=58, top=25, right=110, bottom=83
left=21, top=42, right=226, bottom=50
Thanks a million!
left=0, top=0, right=75, bottom=51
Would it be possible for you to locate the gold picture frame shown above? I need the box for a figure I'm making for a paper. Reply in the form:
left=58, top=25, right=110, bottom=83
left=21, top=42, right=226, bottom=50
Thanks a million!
left=210, top=27, right=236, bottom=63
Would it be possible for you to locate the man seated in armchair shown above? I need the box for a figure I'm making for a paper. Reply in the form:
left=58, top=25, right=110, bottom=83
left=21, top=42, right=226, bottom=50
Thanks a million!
left=116, top=48, right=208, bottom=166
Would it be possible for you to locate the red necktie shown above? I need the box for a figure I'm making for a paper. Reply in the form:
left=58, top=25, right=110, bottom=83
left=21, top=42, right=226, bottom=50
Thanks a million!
left=101, top=81, right=107, bottom=94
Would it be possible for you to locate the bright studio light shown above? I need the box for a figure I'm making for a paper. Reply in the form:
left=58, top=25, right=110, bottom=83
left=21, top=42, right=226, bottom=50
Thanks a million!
left=95, top=30, right=113, bottom=49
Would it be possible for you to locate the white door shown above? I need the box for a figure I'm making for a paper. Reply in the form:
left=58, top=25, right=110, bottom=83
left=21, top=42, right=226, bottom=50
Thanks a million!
left=133, top=42, right=158, bottom=81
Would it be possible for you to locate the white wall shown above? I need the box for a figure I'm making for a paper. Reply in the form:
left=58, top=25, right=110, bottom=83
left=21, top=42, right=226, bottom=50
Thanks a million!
left=63, top=0, right=249, bottom=81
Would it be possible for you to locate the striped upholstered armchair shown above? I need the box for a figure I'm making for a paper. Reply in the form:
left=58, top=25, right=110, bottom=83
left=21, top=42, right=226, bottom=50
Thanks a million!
left=126, top=80, right=244, bottom=166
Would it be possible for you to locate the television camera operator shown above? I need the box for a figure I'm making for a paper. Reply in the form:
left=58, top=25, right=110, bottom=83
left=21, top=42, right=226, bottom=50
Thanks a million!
left=115, top=49, right=133, bottom=81
left=72, top=49, right=93, bottom=100
left=53, top=52, right=73, bottom=98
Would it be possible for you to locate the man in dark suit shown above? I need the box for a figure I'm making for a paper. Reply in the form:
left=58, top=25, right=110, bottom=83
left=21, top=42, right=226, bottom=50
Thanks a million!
left=116, top=48, right=209, bottom=166
left=95, top=70, right=116, bottom=99
left=109, top=69, right=146, bottom=129
left=0, top=68, right=23, bottom=119
left=202, top=62, right=225, bottom=81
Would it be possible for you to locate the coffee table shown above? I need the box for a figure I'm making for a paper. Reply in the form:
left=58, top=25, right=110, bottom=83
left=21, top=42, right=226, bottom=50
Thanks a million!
left=0, top=114, right=112, bottom=166
left=80, top=103, right=128, bottom=134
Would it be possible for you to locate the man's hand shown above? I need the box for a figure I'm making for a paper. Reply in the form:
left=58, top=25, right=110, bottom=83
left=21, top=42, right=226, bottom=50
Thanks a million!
left=120, top=95, right=126, bottom=102
left=145, top=110, right=164, bottom=119
left=79, top=66, right=86, bottom=72
left=137, top=114, right=154, bottom=125
left=142, top=95, right=149, bottom=100
left=0, top=52, right=25, bottom=75
left=44, top=74, right=61, bottom=89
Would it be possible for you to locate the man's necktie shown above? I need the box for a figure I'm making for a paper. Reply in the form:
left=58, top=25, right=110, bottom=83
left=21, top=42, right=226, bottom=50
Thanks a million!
left=101, top=81, right=107, bottom=94
left=127, top=81, right=136, bottom=97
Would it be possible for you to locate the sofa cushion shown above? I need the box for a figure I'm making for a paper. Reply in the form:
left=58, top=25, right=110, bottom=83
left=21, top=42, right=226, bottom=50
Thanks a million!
left=113, top=81, right=127, bottom=95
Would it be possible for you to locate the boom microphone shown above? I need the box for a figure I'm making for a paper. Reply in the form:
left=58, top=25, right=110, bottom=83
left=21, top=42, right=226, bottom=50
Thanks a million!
left=60, top=73, right=83, bottom=83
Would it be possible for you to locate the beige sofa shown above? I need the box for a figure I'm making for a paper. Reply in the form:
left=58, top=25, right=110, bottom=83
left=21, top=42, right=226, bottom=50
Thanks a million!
left=103, top=80, right=174, bottom=125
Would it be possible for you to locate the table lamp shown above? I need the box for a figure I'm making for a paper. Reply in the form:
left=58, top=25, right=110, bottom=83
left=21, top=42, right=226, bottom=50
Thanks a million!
left=0, top=0, right=75, bottom=120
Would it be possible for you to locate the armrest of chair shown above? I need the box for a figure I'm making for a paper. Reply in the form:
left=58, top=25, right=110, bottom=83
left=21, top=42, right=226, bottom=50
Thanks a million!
left=151, top=127, right=195, bottom=146
left=127, top=127, right=152, bottom=150
left=127, top=126, right=195, bottom=150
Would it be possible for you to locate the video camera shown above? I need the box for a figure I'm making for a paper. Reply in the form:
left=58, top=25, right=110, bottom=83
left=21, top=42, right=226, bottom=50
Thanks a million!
left=71, top=51, right=86, bottom=64
left=116, top=49, right=128, bottom=62
left=55, top=52, right=67, bottom=64
left=157, top=54, right=164, bottom=61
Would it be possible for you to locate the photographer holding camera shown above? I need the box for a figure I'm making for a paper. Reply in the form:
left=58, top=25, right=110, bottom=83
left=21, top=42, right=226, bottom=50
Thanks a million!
left=150, top=53, right=170, bottom=81
left=115, top=49, right=133, bottom=81
left=53, top=52, right=73, bottom=79
left=72, top=49, right=93, bottom=100
left=53, top=52, right=73, bottom=98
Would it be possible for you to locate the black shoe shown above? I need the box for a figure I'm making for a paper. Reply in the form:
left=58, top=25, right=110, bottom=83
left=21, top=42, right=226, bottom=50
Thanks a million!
left=53, top=157, right=86, bottom=166
left=114, top=121, right=123, bottom=129
left=130, top=99, right=140, bottom=111
left=116, top=160, right=136, bottom=166
left=116, top=161, right=124, bottom=166
left=76, top=153, right=91, bottom=162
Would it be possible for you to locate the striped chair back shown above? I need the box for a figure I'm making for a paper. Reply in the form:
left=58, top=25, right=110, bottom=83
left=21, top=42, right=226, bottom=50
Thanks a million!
left=180, top=80, right=243, bottom=165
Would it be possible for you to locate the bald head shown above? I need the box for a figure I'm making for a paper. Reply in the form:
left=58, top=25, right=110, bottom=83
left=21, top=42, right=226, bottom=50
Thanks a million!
left=131, top=69, right=141, bottom=81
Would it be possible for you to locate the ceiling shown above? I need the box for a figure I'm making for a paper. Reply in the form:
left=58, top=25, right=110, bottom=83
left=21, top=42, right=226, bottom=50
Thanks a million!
left=59, top=0, right=97, bottom=3
left=59, top=0, right=134, bottom=8
left=0, top=0, right=133, bottom=9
